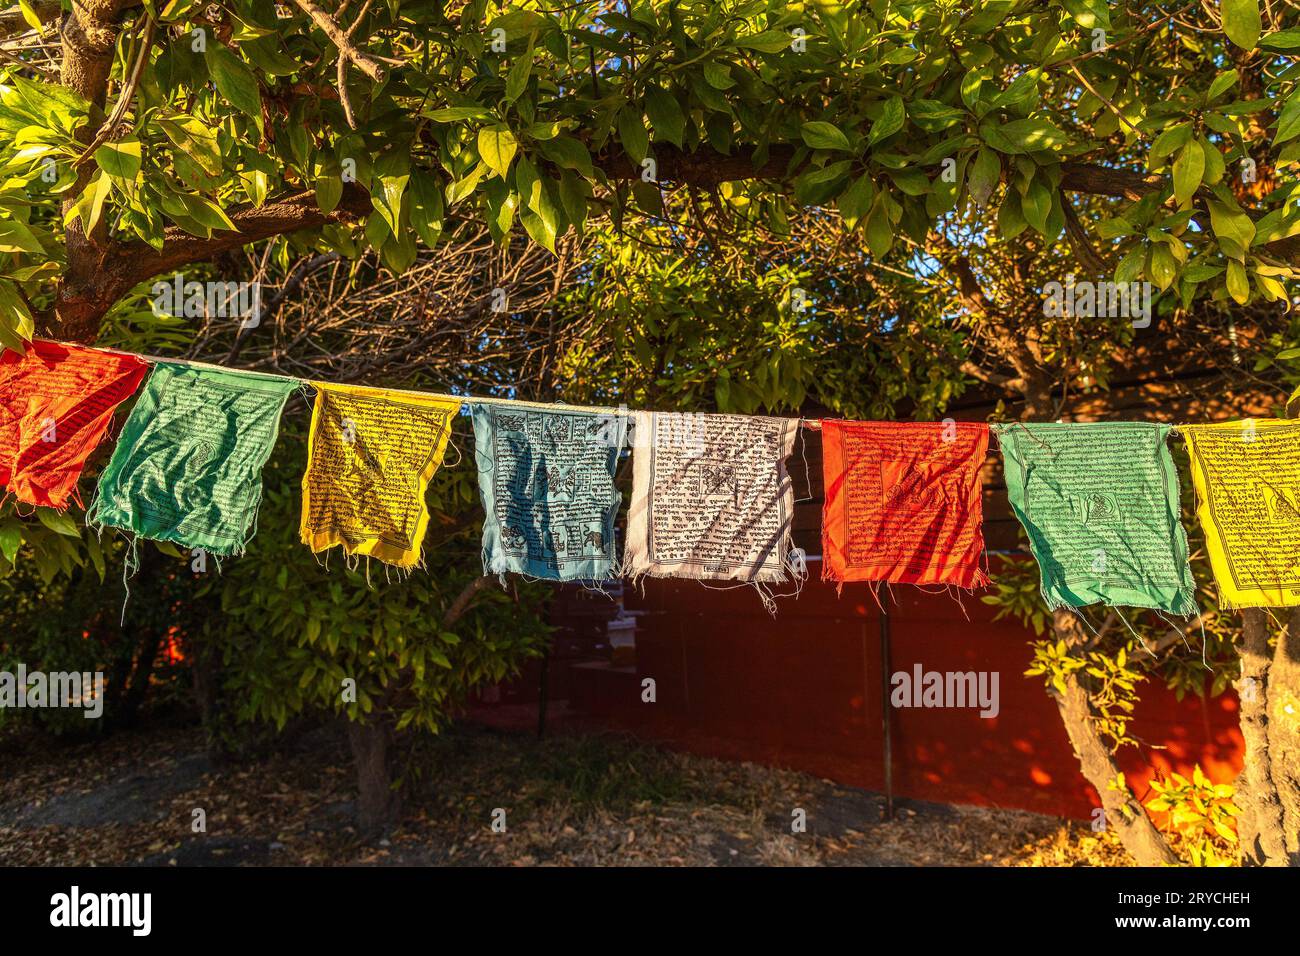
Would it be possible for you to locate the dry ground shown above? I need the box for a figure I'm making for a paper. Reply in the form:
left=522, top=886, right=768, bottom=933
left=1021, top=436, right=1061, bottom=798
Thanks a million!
left=0, top=719, right=1131, bottom=866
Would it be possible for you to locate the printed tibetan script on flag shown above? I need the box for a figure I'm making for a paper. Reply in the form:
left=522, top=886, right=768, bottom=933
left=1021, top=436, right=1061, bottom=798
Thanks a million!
left=821, top=420, right=989, bottom=588
left=0, top=340, right=146, bottom=509
left=624, top=412, right=798, bottom=583
left=473, top=404, right=625, bottom=580
left=995, top=422, right=1196, bottom=615
left=300, top=383, right=460, bottom=569
left=88, top=363, right=295, bottom=556
left=1182, top=419, right=1300, bottom=609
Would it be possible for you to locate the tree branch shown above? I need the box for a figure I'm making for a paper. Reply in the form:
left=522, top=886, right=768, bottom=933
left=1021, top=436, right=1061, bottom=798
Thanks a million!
left=290, top=0, right=390, bottom=82
left=594, top=143, right=799, bottom=188
left=0, top=1, right=61, bottom=40
left=1060, top=189, right=1108, bottom=276
left=594, top=147, right=1300, bottom=268
left=57, top=185, right=371, bottom=342
left=442, top=575, right=493, bottom=628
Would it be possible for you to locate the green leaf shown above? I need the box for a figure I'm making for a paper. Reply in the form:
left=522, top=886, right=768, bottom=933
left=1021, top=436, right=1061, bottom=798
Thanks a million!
left=733, top=31, right=791, bottom=53
left=315, top=175, right=342, bottom=214
left=537, top=135, right=592, bottom=177
left=702, top=62, right=735, bottom=90
left=1275, top=92, right=1300, bottom=145
left=85, top=531, right=105, bottom=581
left=837, top=172, right=875, bottom=224
left=36, top=508, right=80, bottom=537
left=967, top=147, right=1000, bottom=207
left=505, top=33, right=535, bottom=103
left=997, top=190, right=1027, bottom=239
left=1022, top=181, right=1050, bottom=234
left=0, top=219, right=44, bottom=254
left=205, top=43, right=264, bottom=132
left=371, top=151, right=409, bottom=235
left=643, top=84, right=685, bottom=148
left=0, top=279, right=34, bottom=348
left=484, top=178, right=518, bottom=238
left=1095, top=217, right=1135, bottom=239
left=446, top=163, right=486, bottom=205
left=67, top=169, right=112, bottom=235
left=1261, top=29, right=1300, bottom=50
left=866, top=96, right=905, bottom=146
left=1221, top=0, right=1261, bottom=50
left=1150, top=123, right=1192, bottom=162
left=241, top=34, right=301, bottom=76
left=18, top=0, right=43, bottom=29
left=1172, top=143, right=1204, bottom=206
left=157, top=117, right=223, bottom=177
left=478, top=125, right=518, bottom=179
left=617, top=105, right=649, bottom=164
left=1207, top=70, right=1239, bottom=100
left=94, top=136, right=142, bottom=180
left=424, top=106, right=492, bottom=122
left=1225, top=258, right=1250, bottom=303
left=0, top=521, right=21, bottom=563
left=1149, top=243, right=1177, bottom=290
left=1286, top=383, right=1300, bottom=418
left=1208, top=200, right=1256, bottom=257
left=864, top=195, right=893, bottom=258
left=1114, top=245, right=1145, bottom=284
left=181, top=193, right=238, bottom=231
left=800, top=120, right=852, bottom=152
left=409, top=171, right=444, bottom=247
left=519, top=206, right=557, bottom=252
left=980, top=117, right=1069, bottom=154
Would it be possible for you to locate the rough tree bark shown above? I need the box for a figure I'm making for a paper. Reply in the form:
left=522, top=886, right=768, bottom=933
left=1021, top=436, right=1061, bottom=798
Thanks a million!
left=346, top=719, right=400, bottom=834
left=1267, top=611, right=1300, bottom=863
left=1234, top=609, right=1290, bottom=864
left=1235, top=605, right=1300, bottom=866
left=1051, top=610, right=1181, bottom=864
left=347, top=575, right=494, bottom=833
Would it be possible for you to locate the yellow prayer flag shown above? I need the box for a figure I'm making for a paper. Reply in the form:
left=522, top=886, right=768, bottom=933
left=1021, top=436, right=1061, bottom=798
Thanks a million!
left=1182, top=419, right=1300, bottom=609
left=300, top=383, right=460, bottom=568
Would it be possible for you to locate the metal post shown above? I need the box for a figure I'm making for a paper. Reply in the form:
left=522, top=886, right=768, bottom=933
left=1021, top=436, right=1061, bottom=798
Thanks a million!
left=536, top=647, right=550, bottom=740
left=879, top=602, right=895, bottom=821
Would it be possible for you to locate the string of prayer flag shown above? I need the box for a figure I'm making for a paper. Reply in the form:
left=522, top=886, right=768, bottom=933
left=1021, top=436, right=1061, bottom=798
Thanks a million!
left=473, top=404, right=626, bottom=580
left=17, top=338, right=1300, bottom=621
left=995, top=422, right=1197, bottom=615
left=1182, top=419, right=1300, bottom=609
left=87, top=363, right=296, bottom=557
left=300, top=383, right=460, bottom=569
left=820, top=420, right=990, bottom=588
left=0, top=341, right=147, bottom=510
left=623, top=412, right=798, bottom=583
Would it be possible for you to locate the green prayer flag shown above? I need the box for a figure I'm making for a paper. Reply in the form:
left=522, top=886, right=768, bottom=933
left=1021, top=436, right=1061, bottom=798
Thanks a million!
left=994, top=422, right=1197, bottom=615
left=88, top=363, right=296, bottom=557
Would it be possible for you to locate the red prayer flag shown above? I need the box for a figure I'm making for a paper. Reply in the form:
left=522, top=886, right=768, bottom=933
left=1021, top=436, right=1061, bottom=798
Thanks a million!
left=0, top=340, right=147, bottom=510
left=820, top=420, right=990, bottom=588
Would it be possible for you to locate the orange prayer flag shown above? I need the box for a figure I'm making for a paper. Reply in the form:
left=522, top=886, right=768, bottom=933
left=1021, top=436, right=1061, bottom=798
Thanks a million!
left=0, top=340, right=147, bottom=510
left=820, top=420, right=990, bottom=588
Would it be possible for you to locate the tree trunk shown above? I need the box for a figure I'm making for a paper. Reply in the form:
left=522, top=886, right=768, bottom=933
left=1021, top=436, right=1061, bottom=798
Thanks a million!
left=1265, top=609, right=1300, bottom=863
left=346, top=720, right=400, bottom=833
left=1021, top=383, right=1179, bottom=865
left=1253, top=613, right=1300, bottom=868
left=1234, top=609, right=1290, bottom=864
left=189, top=636, right=238, bottom=764
left=1050, top=610, right=1181, bottom=865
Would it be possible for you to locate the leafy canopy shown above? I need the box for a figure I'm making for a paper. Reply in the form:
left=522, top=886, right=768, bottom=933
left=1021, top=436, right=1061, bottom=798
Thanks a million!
left=0, top=0, right=1297, bottom=349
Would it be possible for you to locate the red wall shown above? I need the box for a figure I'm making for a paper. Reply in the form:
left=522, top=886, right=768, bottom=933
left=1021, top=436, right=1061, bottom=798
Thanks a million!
left=479, top=564, right=1244, bottom=821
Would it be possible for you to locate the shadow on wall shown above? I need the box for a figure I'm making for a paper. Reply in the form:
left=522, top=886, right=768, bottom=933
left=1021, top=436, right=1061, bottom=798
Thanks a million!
left=471, top=567, right=1243, bottom=821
